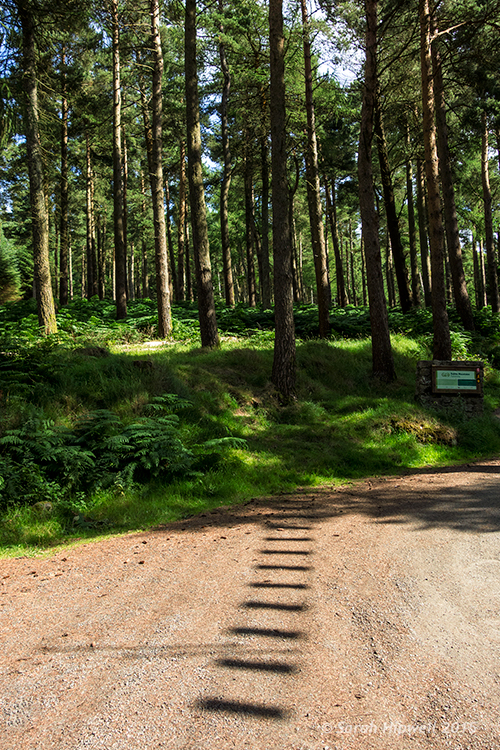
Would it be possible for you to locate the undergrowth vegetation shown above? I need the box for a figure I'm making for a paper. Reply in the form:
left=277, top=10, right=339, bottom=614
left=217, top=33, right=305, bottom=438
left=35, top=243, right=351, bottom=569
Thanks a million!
left=1, top=298, right=500, bottom=555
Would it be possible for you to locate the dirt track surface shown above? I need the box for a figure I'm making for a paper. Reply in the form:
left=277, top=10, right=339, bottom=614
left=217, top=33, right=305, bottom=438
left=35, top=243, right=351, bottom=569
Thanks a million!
left=1, top=460, right=500, bottom=750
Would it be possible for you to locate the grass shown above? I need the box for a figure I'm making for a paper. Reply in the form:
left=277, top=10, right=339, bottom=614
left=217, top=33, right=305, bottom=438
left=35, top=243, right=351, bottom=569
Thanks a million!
left=1, top=299, right=500, bottom=556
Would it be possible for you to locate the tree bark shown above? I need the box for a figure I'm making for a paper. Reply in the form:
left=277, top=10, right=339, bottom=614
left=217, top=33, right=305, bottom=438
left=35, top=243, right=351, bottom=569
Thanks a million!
left=129, top=243, right=135, bottom=301
left=419, top=0, right=451, bottom=360
left=300, top=0, right=330, bottom=337
left=244, top=129, right=257, bottom=307
left=150, top=0, right=172, bottom=335
left=432, top=40, right=475, bottom=329
left=218, top=0, right=234, bottom=307
left=96, top=213, right=105, bottom=300
left=385, top=233, right=396, bottom=307
left=289, top=153, right=300, bottom=304
left=374, top=86, right=412, bottom=313
left=404, top=123, right=420, bottom=307
left=111, top=0, right=127, bottom=319
left=59, top=45, right=69, bottom=306
left=324, top=178, right=347, bottom=307
left=291, top=207, right=302, bottom=304
left=178, top=140, right=187, bottom=301
left=358, top=0, right=395, bottom=381
left=260, top=133, right=272, bottom=308
left=165, top=177, right=178, bottom=303
left=185, top=212, right=193, bottom=302
left=69, top=240, right=73, bottom=300
left=416, top=155, right=432, bottom=306
left=481, top=110, right=499, bottom=313
left=18, top=1, right=57, bottom=334
left=85, top=131, right=97, bottom=298
left=472, top=232, right=481, bottom=308
left=479, top=237, right=487, bottom=308
left=360, top=233, right=367, bottom=305
left=140, top=169, right=149, bottom=298
left=270, top=0, right=296, bottom=398
left=123, top=130, right=129, bottom=298
left=185, top=0, right=219, bottom=347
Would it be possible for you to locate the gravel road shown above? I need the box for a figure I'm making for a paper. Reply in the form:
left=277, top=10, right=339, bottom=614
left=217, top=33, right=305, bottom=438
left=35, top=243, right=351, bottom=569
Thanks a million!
left=1, top=460, right=499, bottom=750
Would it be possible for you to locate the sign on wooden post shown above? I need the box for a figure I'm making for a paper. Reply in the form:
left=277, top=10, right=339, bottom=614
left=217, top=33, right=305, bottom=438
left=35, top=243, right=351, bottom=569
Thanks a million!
left=415, top=360, right=484, bottom=417
left=431, top=364, right=482, bottom=395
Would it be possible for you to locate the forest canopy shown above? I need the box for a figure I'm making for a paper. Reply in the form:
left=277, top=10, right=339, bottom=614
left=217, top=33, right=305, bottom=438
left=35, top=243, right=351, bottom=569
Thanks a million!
left=0, top=0, right=499, bottom=384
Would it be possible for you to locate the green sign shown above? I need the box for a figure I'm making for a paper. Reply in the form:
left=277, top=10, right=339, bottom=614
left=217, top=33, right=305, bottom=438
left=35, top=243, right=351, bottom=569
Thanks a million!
left=433, top=367, right=481, bottom=394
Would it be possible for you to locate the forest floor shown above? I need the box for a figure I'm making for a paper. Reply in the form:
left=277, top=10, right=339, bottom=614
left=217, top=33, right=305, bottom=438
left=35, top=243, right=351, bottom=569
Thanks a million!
left=1, top=460, right=499, bottom=750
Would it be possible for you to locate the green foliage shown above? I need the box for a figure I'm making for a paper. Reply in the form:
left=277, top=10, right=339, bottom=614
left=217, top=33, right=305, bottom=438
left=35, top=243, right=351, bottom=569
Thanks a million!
left=73, top=396, right=195, bottom=485
left=0, top=390, right=244, bottom=512
left=1, top=299, right=500, bottom=555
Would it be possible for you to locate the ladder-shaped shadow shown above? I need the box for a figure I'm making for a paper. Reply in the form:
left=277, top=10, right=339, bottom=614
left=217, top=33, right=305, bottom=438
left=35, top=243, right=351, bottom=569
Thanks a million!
left=196, top=499, right=320, bottom=721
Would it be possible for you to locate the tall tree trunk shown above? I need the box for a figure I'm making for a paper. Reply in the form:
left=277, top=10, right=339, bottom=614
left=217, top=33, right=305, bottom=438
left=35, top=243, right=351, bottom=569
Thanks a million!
left=244, top=129, right=257, bottom=307
left=69, top=240, right=73, bottom=300
left=123, top=130, right=129, bottom=298
left=348, top=219, right=355, bottom=306
left=185, top=213, right=193, bottom=302
left=178, top=140, right=187, bottom=301
left=482, top=110, right=499, bottom=313
left=432, top=40, right=475, bottom=329
left=112, top=0, right=127, bottom=319
left=404, top=123, right=421, bottom=307
left=53, top=208, right=59, bottom=297
left=136, top=38, right=156, bottom=302
left=350, top=253, right=357, bottom=306
left=288, top=153, right=300, bottom=304
left=185, top=0, right=219, bottom=347
left=374, top=86, right=412, bottom=313
left=385, top=233, right=395, bottom=307
left=472, top=233, right=481, bottom=308
left=150, top=0, right=172, bottom=336
left=480, top=237, right=487, bottom=308
left=270, top=0, right=296, bottom=398
left=253, top=222, right=264, bottom=302
left=358, top=0, right=395, bottom=381
left=59, top=45, right=69, bottom=306
left=18, top=1, right=57, bottom=334
left=101, top=215, right=107, bottom=299
left=416, top=156, right=432, bottom=306
left=96, top=213, right=105, bottom=300
left=218, top=0, right=234, bottom=307
left=300, top=0, right=330, bottom=337
left=419, top=0, right=451, bottom=360
left=324, top=178, right=347, bottom=307
left=361, top=233, right=367, bottom=305
left=260, top=133, right=272, bottom=308
left=129, top=243, right=135, bottom=301
left=291, top=208, right=302, bottom=304
left=140, top=169, right=149, bottom=298
left=445, top=255, right=453, bottom=306
left=165, top=177, right=178, bottom=302
left=85, top=131, right=97, bottom=298
left=81, top=251, right=86, bottom=298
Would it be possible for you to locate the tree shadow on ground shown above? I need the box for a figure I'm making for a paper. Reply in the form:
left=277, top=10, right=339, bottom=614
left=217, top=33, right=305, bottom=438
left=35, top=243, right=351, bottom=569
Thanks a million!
left=152, top=460, right=500, bottom=536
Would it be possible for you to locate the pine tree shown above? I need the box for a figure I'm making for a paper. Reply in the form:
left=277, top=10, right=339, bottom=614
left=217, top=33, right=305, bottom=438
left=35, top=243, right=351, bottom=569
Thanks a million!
left=270, top=0, right=296, bottom=398
left=16, top=0, right=57, bottom=334
left=185, top=0, right=219, bottom=347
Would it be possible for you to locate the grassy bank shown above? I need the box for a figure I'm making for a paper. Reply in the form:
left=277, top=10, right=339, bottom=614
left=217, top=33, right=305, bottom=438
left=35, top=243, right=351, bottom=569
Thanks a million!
left=1, top=299, right=500, bottom=556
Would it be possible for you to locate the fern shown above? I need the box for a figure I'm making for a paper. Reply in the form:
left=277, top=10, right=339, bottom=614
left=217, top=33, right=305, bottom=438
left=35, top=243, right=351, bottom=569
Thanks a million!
left=0, top=393, right=244, bottom=509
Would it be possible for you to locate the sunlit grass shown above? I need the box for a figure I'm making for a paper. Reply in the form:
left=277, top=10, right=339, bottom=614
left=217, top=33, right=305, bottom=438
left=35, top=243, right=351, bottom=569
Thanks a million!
left=1, top=313, right=500, bottom=555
